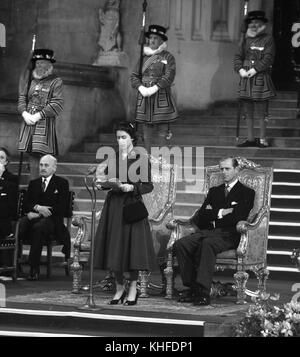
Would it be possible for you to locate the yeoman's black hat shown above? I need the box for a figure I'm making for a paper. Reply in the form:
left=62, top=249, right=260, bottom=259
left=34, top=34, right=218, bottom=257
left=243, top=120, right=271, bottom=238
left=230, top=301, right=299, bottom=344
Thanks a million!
left=32, top=49, right=56, bottom=63
left=245, top=10, right=268, bottom=24
left=145, top=25, right=168, bottom=41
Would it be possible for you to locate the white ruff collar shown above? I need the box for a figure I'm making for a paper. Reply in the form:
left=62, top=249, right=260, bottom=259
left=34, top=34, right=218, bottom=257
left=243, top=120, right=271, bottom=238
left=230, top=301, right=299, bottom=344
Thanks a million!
left=32, top=66, right=54, bottom=80
left=143, top=42, right=167, bottom=56
left=246, top=25, right=266, bottom=38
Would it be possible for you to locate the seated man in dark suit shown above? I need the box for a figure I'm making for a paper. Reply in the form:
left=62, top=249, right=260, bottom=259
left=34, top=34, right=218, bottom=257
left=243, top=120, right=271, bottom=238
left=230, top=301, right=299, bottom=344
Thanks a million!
left=174, top=157, right=255, bottom=306
left=0, top=147, right=19, bottom=267
left=19, top=154, right=70, bottom=280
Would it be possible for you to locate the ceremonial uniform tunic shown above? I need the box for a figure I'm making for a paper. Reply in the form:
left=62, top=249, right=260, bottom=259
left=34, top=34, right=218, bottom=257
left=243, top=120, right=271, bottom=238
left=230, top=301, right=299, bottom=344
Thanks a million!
left=18, top=74, right=63, bottom=155
left=131, top=50, right=179, bottom=124
left=234, top=29, right=276, bottom=100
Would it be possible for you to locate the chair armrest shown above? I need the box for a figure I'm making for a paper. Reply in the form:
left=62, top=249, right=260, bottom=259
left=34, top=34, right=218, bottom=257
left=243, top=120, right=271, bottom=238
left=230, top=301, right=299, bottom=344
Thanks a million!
left=236, top=205, right=270, bottom=258
left=72, top=210, right=102, bottom=249
left=166, top=218, right=198, bottom=250
left=149, top=201, right=173, bottom=225
left=72, top=215, right=90, bottom=248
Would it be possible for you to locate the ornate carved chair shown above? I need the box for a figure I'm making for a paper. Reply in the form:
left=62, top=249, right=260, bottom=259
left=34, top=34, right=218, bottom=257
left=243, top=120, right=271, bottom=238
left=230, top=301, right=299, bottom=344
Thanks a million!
left=0, top=190, right=25, bottom=281
left=18, top=190, right=74, bottom=278
left=70, top=155, right=177, bottom=297
left=165, top=157, right=273, bottom=304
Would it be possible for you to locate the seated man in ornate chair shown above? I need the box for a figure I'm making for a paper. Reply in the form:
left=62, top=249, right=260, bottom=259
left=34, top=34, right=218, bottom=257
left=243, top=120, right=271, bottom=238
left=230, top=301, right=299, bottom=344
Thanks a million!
left=166, top=156, right=273, bottom=305
left=173, top=157, right=255, bottom=306
left=19, top=155, right=70, bottom=280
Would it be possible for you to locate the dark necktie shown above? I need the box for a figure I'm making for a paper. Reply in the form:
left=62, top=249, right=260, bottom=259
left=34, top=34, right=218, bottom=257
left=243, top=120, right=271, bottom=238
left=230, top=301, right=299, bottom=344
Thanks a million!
left=42, top=178, right=46, bottom=192
left=225, top=184, right=230, bottom=197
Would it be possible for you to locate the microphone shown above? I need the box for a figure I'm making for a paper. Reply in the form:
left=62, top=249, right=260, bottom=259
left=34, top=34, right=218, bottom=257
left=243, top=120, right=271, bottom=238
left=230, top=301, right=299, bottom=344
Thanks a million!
left=86, top=166, right=97, bottom=175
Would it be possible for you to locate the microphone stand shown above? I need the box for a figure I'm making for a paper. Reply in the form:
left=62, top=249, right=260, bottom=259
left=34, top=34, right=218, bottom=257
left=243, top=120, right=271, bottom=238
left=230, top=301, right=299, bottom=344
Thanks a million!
left=78, top=173, right=101, bottom=311
left=135, top=0, right=148, bottom=143
left=18, top=34, right=36, bottom=186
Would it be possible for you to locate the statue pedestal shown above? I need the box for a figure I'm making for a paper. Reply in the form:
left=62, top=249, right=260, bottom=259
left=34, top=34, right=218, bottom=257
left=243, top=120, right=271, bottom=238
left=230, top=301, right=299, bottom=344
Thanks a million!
left=93, top=51, right=128, bottom=68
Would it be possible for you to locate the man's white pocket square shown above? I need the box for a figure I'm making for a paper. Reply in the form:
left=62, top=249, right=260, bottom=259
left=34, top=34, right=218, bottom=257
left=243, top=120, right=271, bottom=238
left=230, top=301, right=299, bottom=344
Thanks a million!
left=0, top=193, right=7, bottom=196
left=54, top=189, right=59, bottom=194
left=161, top=59, right=168, bottom=64
left=231, top=201, right=238, bottom=206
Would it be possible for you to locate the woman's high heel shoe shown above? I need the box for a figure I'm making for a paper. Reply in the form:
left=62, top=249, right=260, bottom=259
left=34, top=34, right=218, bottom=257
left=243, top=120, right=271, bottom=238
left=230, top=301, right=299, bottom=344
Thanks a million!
left=108, top=290, right=126, bottom=305
left=123, top=290, right=140, bottom=306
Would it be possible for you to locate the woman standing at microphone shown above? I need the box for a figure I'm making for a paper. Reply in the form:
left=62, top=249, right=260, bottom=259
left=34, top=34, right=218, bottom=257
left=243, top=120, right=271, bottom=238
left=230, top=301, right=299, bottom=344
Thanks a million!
left=93, top=121, right=157, bottom=306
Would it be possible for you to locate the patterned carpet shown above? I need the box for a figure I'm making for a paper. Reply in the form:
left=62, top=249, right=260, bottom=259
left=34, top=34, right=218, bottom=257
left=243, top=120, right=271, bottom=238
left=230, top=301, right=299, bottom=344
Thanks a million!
left=6, top=288, right=249, bottom=318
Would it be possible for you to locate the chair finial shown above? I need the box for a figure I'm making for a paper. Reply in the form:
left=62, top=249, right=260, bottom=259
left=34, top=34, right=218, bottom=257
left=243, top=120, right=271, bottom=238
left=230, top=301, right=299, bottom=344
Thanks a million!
left=235, top=157, right=260, bottom=169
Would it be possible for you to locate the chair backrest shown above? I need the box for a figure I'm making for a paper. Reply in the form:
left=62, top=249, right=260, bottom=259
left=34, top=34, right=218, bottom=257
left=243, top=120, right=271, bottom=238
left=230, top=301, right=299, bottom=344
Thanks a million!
left=142, top=155, right=177, bottom=220
left=14, top=189, right=26, bottom=220
left=205, top=157, right=273, bottom=222
left=65, top=191, right=75, bottom=218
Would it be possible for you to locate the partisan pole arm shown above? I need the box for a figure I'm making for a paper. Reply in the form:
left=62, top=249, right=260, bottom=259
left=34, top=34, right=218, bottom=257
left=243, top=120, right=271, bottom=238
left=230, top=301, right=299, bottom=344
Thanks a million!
left=17, top=34, right=37, bottom=185
left=138, top=0, right=148, bottom=76
left=236, top=1, right=249, bottom=142
left=18, top=34, right=37, bottom=97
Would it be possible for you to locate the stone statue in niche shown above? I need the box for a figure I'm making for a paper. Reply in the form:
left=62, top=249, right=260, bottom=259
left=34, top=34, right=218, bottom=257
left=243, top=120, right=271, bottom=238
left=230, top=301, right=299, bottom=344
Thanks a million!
left=93, top=0, right=128, bottom=67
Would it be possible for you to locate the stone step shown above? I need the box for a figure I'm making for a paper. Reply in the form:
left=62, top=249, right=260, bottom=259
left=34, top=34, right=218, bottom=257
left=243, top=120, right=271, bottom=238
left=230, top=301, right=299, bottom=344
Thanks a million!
left=86, top=136, right=300, bottom=150
left=11, top=158, right=300, bottom=177
left=174, top=202, right=300, bottom=219
left=212, top=106, right=298, bottom=118
left=273, top=170, right=300, bottom=183
left=269, top=225, right=300, bottom=237
left=274, top=91, right=298, bottom=100
left=10, top=159, right=300, bottom=182
left=97, top=126, right=300, bottom=139
left=266, top=251, right=295, bottom=267
left=175, top=117, right=299, bottom=127
left=0, top=100, right=18, bottom=114
left=268, top=99, right=297, bottom=108
left=272, top=184, right=300, bottom=195
left=84, top=143, right=300, bottom=160
left=176, top=187, right=300, bottom=204
left=211, top=97, right=298, bottom=109
left=268, top=237, right=300, bottom=251
left=271, top=197, right=300, bottom=209
left=270, top=210, right=300, bottom=223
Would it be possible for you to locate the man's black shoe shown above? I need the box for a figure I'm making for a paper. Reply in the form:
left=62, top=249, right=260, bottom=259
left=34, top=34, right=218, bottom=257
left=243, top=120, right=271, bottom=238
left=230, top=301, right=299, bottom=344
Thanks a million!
left=236, top=140, right=257, bottom=148
left=27, top=268, right=40, bottom=281
left=193, top=294, right=211, bottom=306
left=177, top=289, right=194, bottom=303
left=256, top=139, right=270, bottom=148
left=27, top=273, right=39, bottom=281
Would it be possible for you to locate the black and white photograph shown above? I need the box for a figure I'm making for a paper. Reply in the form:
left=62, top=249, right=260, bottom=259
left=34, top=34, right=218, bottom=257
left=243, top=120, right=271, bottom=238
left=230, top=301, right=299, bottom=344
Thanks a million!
left=0, top=0, right=299, bottom=342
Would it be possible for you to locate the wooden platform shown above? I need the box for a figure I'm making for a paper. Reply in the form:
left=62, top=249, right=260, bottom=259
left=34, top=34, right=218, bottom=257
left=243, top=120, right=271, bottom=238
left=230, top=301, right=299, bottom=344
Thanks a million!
left=0, top=267, right=298, bottom=338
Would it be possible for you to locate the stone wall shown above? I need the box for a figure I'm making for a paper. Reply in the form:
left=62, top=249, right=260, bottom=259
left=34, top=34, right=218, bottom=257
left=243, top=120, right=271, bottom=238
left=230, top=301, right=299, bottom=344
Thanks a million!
left=0, top=0, right=275, bottom=154
left=0, top=0, right=127, bottom=155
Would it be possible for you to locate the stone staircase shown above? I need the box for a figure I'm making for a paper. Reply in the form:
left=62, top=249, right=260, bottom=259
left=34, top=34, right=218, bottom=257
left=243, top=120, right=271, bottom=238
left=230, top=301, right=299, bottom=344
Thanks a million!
left=8, top=90, right=300, bottom=277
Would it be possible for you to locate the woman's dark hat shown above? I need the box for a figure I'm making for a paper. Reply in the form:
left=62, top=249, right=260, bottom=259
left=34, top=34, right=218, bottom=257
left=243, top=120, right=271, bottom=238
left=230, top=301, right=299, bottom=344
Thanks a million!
left=32, top=49, right=56, bottom=63
left=245, top=10, right=268, bottom=24
left=145, top=25, right=168, bottom=41
left=114, top=121, right=138, bottom=144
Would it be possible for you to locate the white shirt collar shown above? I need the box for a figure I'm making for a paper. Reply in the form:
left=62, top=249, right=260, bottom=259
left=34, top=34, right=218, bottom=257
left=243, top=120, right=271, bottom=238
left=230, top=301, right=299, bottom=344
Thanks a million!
left=226, top=179, right=238, bottom=190
left=42, top=174, right=53, bottom=189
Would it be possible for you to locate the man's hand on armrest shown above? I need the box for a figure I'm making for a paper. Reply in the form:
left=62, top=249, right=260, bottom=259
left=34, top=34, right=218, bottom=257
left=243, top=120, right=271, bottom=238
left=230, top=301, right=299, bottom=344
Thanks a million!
left=27, top=212, right=40, bottom=220
left=218, top=208, right=233, bottom=218
left=34, top=205, right=52, bottom=217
